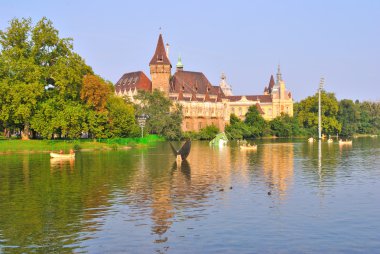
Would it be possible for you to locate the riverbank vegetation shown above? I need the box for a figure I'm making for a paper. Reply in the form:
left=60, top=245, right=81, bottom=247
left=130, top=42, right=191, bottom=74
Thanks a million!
left=0, top=135, right=164, bottom=154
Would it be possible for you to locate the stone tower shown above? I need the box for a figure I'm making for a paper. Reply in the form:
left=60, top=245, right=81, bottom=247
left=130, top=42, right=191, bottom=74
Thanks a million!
left=149, top=34, right=172, bottom=96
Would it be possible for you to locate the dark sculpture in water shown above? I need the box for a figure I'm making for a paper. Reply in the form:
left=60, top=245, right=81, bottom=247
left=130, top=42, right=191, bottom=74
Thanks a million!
left=169, top=140, right=191, bottom=163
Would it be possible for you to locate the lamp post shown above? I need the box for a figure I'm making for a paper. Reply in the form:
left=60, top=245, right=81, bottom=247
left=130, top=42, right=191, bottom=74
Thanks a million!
left=137, top=114, right=148, bottom=138
left=318, top=78, right=324, bottom=140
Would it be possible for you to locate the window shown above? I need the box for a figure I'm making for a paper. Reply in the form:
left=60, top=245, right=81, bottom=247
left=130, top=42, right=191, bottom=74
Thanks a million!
left=198, top=122, right=202, bottom=129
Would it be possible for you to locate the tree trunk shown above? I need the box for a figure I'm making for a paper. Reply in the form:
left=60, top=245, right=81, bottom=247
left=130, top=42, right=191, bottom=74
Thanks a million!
left=21, top=124, right=30, bottom=140
left=4, top=128, right=11, bottom=138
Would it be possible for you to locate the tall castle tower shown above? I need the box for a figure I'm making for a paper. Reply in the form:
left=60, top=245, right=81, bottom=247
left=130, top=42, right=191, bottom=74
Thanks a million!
left=149, top=34, right=172, bottom=96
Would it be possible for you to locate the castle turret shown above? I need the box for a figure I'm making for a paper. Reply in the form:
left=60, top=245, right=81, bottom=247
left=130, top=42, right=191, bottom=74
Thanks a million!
left=149, top=34, right=172, bottom=96
left=219, top=73, right=233, bottom=96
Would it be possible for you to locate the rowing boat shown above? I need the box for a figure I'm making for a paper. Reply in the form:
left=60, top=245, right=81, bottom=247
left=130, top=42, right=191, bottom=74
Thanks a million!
left=338, top=140, right=352, bottom=145
left=240, top=145, right=257, bottom=150
left=50, top=152, right=75, bottom=159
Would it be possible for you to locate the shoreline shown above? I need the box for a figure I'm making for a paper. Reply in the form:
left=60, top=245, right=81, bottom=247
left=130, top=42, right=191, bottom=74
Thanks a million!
left=0, top=136, right=163, bottom=155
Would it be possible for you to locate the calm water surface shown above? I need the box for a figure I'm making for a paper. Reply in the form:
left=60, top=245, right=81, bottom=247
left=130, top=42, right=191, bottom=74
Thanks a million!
left=0, top=138, right=380, bottom=253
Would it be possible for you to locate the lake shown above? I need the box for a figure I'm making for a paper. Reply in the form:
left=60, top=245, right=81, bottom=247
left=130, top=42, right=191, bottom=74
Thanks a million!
left=0, top=138, right=379, bottom=253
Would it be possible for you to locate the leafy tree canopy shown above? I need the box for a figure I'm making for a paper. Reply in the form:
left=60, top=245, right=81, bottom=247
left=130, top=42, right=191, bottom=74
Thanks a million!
left=295, top=91, right=341, bottom=136
left=134, top=90, right=182, bottom=140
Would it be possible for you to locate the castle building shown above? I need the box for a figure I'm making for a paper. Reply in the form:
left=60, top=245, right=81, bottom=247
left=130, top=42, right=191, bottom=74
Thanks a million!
left=115, top=34, right=293, bottom=132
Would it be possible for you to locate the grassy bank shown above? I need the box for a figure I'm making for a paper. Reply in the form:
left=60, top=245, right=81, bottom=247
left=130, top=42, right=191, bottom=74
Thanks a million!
left=0, top=135, right=164, bottom=154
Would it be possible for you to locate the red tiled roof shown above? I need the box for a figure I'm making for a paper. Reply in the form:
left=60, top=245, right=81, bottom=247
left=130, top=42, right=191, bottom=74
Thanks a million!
left=204, top=90, right=212, bottom=102
left=178, top=87, right=184, bottom=100
left=226, top=95, right=272, bottom=103
left=171, top=71, right=224, bottom=97
left=191, top=90, right=197, bottom=101
left=149, top=34, right=171, bottom=66
left=115, top=71, right=151, bottom=93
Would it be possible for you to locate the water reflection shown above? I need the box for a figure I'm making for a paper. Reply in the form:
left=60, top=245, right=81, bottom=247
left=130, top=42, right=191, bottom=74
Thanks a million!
left=0, top=138, right=379, bottom=253
left=260, top=143, right=294, bottom=197
left=50, top=157, right=75, bottom=171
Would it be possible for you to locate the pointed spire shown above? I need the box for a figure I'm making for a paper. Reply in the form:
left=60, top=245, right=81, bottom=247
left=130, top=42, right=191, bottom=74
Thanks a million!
left=149, top=34, right=171, bottom=66
left=268, top=75, right=275, bottom=93
left=276, top=65, right=282, bottom=83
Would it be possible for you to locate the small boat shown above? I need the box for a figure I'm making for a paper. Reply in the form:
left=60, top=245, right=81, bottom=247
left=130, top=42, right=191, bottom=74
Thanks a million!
left=308, top=137, right=314, bottom=143
left=327, top=138, right=334, bottom=143
left=50, top=152, right=75, bottom=159
left=339, top=139, right=352, bottom=145
left=240, top=144, right=257, bottom=150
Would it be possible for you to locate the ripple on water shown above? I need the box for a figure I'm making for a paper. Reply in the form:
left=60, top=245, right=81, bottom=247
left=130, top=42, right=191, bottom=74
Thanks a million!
left=1, top=139, right=380, bottom=253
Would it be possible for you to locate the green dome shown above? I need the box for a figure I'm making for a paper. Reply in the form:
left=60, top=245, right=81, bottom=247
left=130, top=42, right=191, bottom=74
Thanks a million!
left=176, top=56, right=184, bottom=68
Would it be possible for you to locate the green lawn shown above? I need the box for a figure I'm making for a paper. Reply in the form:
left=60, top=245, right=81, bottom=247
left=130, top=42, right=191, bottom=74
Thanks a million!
left=0, top=135, right=164, bottom=154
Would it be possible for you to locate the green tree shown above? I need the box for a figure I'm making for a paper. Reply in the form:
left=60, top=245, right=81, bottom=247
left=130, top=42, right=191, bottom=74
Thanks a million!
left=0, top=17, right=92, bottom=139
left=31, top=100, right=88, bottom=139
left=106, top=96, right=138, bottom=138
left=225, top=114, right=252, bottom=140
left=295, top=91, right=341, bottom=136
left=337, top=99, right=359, bottom=137
left=134, top=90, right=182, bottom=140
left=198, top=124, right=219, bottom=140
left=244, top=105, right=268, bottom=137
left=357, top=101, right=380, bottom=134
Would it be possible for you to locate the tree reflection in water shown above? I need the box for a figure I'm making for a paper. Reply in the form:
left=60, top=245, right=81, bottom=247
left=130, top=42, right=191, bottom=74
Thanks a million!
left=0, top=139, right=378, bottom=253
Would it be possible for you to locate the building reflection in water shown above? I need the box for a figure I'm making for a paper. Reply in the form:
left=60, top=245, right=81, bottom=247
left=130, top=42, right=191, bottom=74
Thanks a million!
left=259, top=143, right=294, bottom=198
left=123, top=142, right=296, bottom=248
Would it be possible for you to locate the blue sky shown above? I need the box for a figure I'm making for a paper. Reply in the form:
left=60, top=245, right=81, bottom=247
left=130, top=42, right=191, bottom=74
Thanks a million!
left=1, top=0, right=379, bottom=101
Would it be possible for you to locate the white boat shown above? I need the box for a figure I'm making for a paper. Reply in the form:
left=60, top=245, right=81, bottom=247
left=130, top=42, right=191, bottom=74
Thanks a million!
left=339, top=140, right=352, bottom=145
left=240, top=144, right=257, bottom=150
left=327, top=138, right=334, bottom=143
left=50, top=152, right=75, bottom=159
left=308, top=137, right=314, bottom=143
